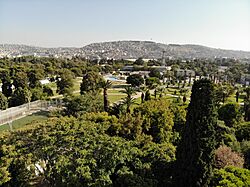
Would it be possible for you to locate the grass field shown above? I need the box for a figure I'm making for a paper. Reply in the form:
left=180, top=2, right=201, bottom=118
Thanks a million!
left=0, top=111, right=49, bottom=132
left=108, top=95, right=126, bottom=103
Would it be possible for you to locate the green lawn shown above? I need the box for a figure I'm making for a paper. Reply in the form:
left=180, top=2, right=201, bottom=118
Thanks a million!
left=108, top=95, right=126, bottom=103
left=0, top=111, right=49, bottom=132
left=108, top=89, right=126, bottom=94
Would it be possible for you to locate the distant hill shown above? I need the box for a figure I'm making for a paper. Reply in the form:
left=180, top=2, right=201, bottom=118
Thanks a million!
left=1, top=41, right=250, bottom=59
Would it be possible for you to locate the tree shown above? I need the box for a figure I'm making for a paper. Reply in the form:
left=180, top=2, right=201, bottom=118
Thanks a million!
left=214, top=84, right=234, bottom=105
left=9, top=87, right=29, bottom=107
left=134, top=98, right=174, bottom=143
left=173, top=79, right=217, bottom=187
left=43, top=85, right=54, bottom=97
left=0, top=116, right=175, bottom=186
left=235, top=122, right=250, bottom=142
left=218, top=103, right=242, bottom=127
left=141, top=92, right=144, bottom=103
left=244, top=87, right=250, bottom=121
left=31, top=87, right=44, bottom=101
left=109, top=103, right=126, bottom=117
left=28, top=68, right=44, bottom=88
left=0, top=70, right=12, bottom=98
left=120, top=87, right=136, bottom=113
left=80, top=71, right=104, bottom=94
left=149, top=69, right=162, bottom=79
left=12, top=71, right=28, bottom=89
left=133, top=57, right=144, bottom=65
left=145, top=77, right=160, bottom=89
left=0, top=92, right=8, bottom=110
left=64, top=93, right=104, bottom=117
left=56, top=69, right=74, bottom=95
left=214, top=145, right=244, bottom=169
left=236, top=91, right=239, bottom=103
left=126, top=74, right=144, bottom=87
left=101, top=80, right=112, bottom=112
left=144, top=90, right=151, bottom=101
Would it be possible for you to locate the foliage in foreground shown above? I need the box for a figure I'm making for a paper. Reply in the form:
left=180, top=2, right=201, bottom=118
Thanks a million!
left=210, top=166, right=250, bottom=187
left=0, top=114, right=175, bottom=186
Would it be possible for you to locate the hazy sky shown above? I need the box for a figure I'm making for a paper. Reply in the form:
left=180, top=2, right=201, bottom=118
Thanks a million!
left=0, top=0, right=249, bottom=51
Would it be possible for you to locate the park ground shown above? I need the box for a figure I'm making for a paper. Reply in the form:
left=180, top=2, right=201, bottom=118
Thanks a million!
left=0, top=78, right=244, bottom=132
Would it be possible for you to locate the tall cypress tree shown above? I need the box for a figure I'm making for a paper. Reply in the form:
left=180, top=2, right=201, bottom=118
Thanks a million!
left=173, top=79, right=217, bottom=187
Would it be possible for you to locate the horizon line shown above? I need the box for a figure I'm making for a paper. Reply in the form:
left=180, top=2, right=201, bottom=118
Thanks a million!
left=1, top=40, right=250, bottom=52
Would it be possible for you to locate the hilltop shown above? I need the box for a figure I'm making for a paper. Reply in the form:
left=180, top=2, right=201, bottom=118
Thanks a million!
left=1, top=41, right=250, bottom=59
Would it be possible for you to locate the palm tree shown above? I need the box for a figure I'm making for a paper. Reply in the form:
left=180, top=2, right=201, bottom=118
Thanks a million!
left=122, top=96, right=136, bottom=113
left=109, top=103, right=125, bottom=117
left=120, top=86, right=136, bottom=113
left=101, top=80, right=112, bottom=112
left=120, top=86, right=136, bottom=99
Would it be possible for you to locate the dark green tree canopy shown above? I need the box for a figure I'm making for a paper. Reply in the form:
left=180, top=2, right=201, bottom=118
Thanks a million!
left=56, top=69, right=74, bottom=95
left=126, top=74, right=144, bottom=87
left=174, top=79, right=217, bottom=187
left=145, top=77, right=160, bottom=89
left=133, top=57, right=144, bottom=65
left=80, top=71, right=104, bottom=94
left=218, top=103, right=242, bottom=127
left=149, top=69, right=162, bottom=79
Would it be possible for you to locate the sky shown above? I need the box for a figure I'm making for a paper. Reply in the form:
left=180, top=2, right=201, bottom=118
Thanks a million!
left=0, top=0, right=249, bottom=51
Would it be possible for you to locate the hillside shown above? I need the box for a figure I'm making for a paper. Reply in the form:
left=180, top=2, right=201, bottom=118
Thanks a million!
left=1, top=41, right=250, bottom=59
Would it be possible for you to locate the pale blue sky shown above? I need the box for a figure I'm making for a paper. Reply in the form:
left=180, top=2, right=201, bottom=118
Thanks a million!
left=0, top=0, right=249, bottom=51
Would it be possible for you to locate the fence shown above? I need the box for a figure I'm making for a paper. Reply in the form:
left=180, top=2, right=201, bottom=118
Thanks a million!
left=0, top=99, right=62, bottom=125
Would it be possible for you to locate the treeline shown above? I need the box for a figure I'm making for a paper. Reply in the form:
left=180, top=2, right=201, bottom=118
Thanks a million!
left=0, top=56, right=126, bottom=109
left=0, top=79, right=249, bottom=186
left=1, top=55, right=249, bottom=110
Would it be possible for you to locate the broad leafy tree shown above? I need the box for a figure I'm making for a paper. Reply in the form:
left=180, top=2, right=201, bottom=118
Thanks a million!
left=56, top=69, right=74, bottom=95
left=145, top=77, right=160, bottom=89
left=218, top=103, right=242, bottom=127
left=28, top=68, right=44, bottom=88
left=126, top=74, right=144, bottom=87
left=9, top=87, right=29, bottom=107
left=64, top=93, right=103, bottom=117
left=12, top=71, right=29, bottom=89
left=80, top=71, right=104, bottom=94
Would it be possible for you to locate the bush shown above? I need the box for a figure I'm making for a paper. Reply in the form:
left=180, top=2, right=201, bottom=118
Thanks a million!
left=211, top=166, right=250, bottom=187
left=214, top=145, right=244, bottom=169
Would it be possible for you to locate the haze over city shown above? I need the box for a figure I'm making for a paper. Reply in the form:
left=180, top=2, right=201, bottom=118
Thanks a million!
left=0, top=0, right=249, bottom=51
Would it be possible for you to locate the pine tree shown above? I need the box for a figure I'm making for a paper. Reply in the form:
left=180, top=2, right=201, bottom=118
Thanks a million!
left=173, top=79, right=217, bottom=187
